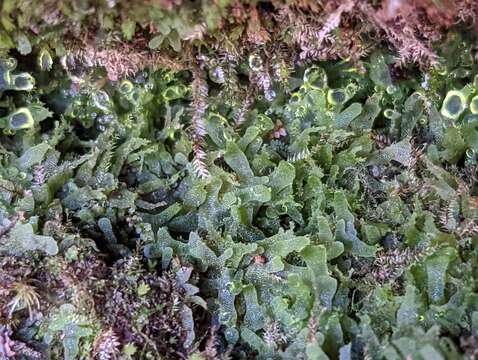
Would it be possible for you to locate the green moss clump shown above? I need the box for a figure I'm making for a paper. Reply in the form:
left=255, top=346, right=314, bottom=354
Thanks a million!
left=1, top=3, right=478, bottom=359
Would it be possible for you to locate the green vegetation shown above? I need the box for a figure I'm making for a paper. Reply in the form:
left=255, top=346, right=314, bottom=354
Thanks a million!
left=1, top=1, right=478, bottom=359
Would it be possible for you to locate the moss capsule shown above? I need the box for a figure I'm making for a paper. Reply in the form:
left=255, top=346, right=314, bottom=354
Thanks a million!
left=384, top=109, right=398, bottom=119
left=119, top=80, right=134, bottom=94
left=37, top=48, right=53, bottom=71
left=248, top=54, right=263, bottom=72
left=0, top=57, right=17, bottom=71
left=0, top=67, right=11, bottom=90
left=303, top=66, right=328, bottom=89
left=440, top=90, right=467, bottom=119
left=469, top=95, right=478, bottom=114
left=162, top=85, right=187, bottom=101
left=11, top=73, right=35, bottom=91
left=327, top=88, right=347, bottom=105
left=7, top=108, right=34, bottom=130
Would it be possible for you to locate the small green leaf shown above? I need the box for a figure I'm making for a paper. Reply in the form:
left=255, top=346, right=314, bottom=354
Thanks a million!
left=16, top=33, right=31, bottom=55
left=224, top=142, right=254, bottom=182
left=351, top=94, right=381, bottom=131
left=397, top=285, right=421, bottom=328
left=29, top=105, right=52, bottom=122
left=2, top=222, right=58, bottom=255
left=369, top=52, right=392, bottom=88
left=426, top=247, right=455, bottom=304
left=168, top=31, right=182, bottom=52
left=121, top=19, right=136, bottom=41
left=123, top=343, right=137, bottom=356
left=0, top=31, right=14, bottom=50
left=336, top=103, right=362, bottom=128
left=16, top=142, right=49, bottom=170
left=137, top=282, right=150, bottom=296
left=148, top=35, right=165, bottom=49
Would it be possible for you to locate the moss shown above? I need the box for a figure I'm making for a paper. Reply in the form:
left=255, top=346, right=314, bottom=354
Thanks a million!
left=0, top=2, right=478, bottom=359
